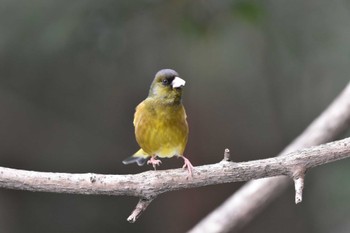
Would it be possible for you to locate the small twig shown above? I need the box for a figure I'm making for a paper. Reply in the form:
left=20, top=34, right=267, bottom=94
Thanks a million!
left=127, top=198, right=155, bottom=223
left=293, top=168, right=306, bottom=204
left=223, top=148, right=231, bottom=161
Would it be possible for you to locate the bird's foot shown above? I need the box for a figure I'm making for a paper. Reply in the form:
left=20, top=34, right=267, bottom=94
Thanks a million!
left=182, top=156, right=194, bottom=177
left=147, top=156, right=162, bottom=170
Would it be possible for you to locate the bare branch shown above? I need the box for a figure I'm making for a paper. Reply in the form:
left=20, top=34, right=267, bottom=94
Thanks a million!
left=293, top=168, right=305, bottom=204
left=0, top=84, right=349, bottom=224
left=189, top=82, right=350, bottom=233
left=223, top=148, right=231, bottom=162
left=127, top=198, right=155, bottom=223
left=0, top=137, right=349, bottom=221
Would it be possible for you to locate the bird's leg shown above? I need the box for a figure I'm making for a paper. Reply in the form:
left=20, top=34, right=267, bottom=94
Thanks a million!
left=147, top=156, right=162, bottom=170
left=182, top=156, right=194, bottom=177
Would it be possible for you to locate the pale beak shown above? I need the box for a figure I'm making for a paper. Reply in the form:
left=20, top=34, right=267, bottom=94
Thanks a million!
left=171, top=77, right=186, bottom=89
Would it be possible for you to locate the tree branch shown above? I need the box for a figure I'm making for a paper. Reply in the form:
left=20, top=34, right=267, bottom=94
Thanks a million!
left=189, top=81, right=350, bottom=233
left=0, top=137, right=349, bottom=222
left=127, top=198, right=155, bottom=223
left=1, top=83, right=349, bottom=225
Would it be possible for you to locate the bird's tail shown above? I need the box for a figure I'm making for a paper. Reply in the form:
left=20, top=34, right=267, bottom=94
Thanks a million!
left=122, top=149, right=150, bottom=166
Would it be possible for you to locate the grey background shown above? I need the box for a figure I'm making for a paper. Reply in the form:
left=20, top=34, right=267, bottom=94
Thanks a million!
left=0, top=0, right=350, bottom=232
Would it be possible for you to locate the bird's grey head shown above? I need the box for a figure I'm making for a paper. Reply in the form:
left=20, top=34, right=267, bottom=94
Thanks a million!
left=149, top=69, right=186, bottom=101
left=155, top=69, right=179, bottom=79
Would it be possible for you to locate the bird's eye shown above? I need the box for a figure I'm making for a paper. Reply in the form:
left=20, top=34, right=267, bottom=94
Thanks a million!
left=162, top=79, right=169, bottom=85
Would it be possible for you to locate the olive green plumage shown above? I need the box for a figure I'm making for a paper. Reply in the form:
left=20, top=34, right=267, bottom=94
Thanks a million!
left=123, top=69, right=193, bottom=175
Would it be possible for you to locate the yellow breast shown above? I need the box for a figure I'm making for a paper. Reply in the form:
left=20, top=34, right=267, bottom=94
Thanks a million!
left=134, top=98, right=188, bottom=158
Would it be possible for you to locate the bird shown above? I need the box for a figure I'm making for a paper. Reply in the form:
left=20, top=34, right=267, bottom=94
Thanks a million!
left=122, top=69, right=194, bottom=176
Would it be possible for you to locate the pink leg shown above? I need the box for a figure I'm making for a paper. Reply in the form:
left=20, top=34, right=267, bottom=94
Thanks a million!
left=182, top=156, right=194, bottom=177
left=147, top=156, right=162, bottom=170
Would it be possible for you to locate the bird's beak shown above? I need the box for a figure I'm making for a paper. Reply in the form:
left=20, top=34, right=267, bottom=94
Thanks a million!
left=171, top=77, right=186, bottom=89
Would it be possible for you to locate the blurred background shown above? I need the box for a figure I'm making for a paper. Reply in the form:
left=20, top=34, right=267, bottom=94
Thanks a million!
left=0, top=0, right=350, bottom=232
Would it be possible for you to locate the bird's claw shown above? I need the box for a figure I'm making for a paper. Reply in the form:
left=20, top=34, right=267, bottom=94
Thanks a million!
left=182, top=157, right=194, bottom=178
left=147, top=157, right=162, bottom=170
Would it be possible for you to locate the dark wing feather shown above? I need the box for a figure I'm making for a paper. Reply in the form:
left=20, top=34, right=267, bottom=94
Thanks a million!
left=122, top=156, right=147, bottom=166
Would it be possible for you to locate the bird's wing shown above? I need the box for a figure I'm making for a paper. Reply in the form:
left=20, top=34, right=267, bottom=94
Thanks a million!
left=133, top=101, right=146, bottom=127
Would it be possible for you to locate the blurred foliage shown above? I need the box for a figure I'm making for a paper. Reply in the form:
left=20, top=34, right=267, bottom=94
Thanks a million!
left=231, top=0, right=264, bottom=23
left=0, top=0, right=350, bottom=233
